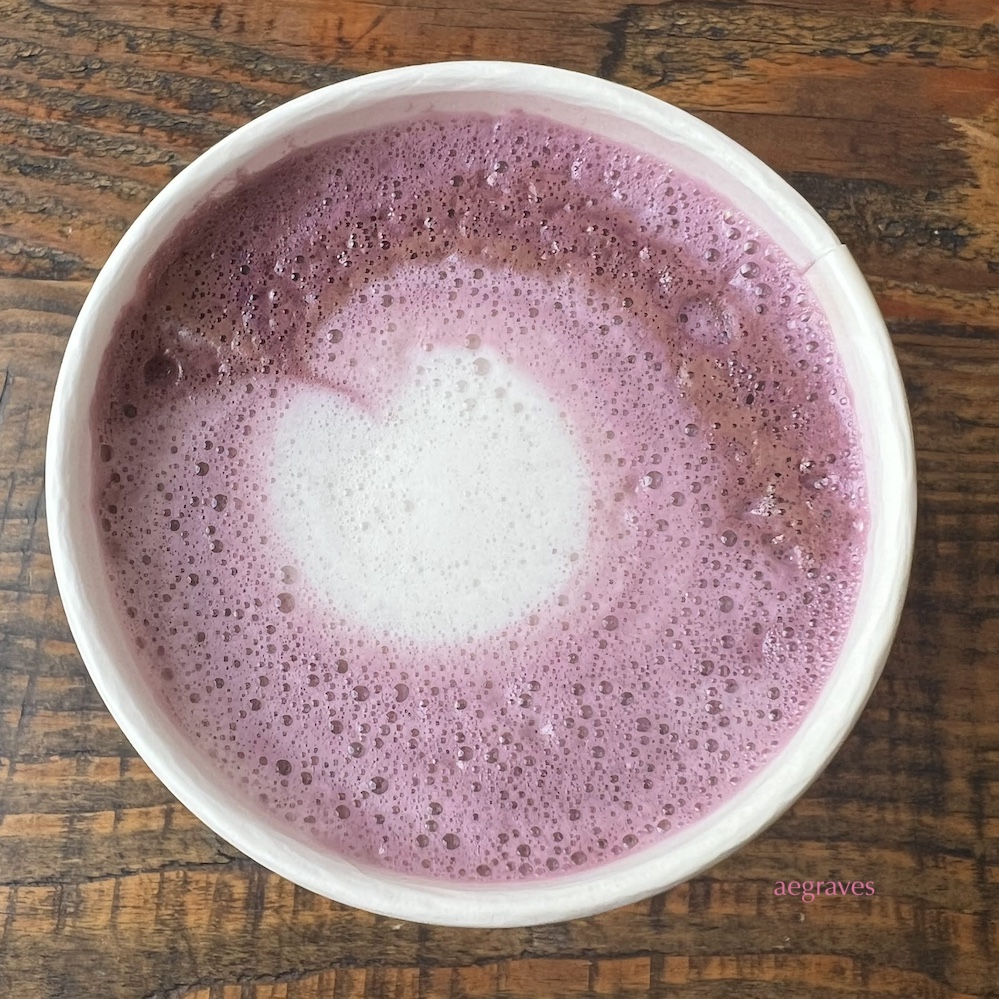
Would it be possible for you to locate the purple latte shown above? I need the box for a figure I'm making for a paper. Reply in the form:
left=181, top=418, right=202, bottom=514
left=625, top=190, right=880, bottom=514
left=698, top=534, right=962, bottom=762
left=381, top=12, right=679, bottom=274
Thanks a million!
left=93, top=112, right=866, bottom=880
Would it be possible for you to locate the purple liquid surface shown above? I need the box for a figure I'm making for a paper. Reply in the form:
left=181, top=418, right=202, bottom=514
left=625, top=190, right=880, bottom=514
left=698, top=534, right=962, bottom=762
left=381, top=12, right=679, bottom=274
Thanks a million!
left=94, top=112, right=867, bottom=881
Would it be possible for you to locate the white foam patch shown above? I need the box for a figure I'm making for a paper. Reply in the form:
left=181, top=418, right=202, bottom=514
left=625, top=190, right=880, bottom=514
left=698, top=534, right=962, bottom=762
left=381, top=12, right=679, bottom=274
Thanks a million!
left=271, top=347, right=590, bottom=643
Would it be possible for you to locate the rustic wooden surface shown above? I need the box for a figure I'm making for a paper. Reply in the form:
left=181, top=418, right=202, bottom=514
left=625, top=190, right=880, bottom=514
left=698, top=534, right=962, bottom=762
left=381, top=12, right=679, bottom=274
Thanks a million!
left=1, top=0, right=997, bottom=996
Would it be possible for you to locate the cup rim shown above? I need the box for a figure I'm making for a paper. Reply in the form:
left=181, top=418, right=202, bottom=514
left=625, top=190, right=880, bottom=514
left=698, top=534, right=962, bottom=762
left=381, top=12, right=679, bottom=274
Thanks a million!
left=46, top=61, right=916, bottom=927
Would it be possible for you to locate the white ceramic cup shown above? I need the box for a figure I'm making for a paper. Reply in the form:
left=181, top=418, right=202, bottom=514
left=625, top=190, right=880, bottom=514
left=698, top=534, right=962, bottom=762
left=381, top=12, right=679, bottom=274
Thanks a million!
left=46, top=62, right=916, bottom=928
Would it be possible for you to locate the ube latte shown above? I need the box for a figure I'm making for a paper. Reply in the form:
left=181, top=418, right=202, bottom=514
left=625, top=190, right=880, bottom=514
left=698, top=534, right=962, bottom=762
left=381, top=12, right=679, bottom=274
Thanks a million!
left=93, top=112, right=866, bottom=881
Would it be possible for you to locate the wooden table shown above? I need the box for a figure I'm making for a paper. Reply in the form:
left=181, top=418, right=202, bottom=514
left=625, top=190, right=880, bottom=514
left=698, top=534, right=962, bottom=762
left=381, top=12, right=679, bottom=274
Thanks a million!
left=1, top=1, right=997, bottom=996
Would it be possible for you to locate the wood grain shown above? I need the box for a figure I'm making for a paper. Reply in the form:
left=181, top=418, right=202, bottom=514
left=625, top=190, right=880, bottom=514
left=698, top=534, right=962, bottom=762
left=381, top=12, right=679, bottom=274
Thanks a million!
left=1, top=0, right=997, bottom=996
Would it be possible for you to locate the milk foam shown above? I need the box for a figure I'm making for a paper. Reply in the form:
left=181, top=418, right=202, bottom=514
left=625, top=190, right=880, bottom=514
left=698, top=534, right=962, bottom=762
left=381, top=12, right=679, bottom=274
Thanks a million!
left=272, top=347, right=589, bottom=642
left=93, top=110, right=867, bottom=881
